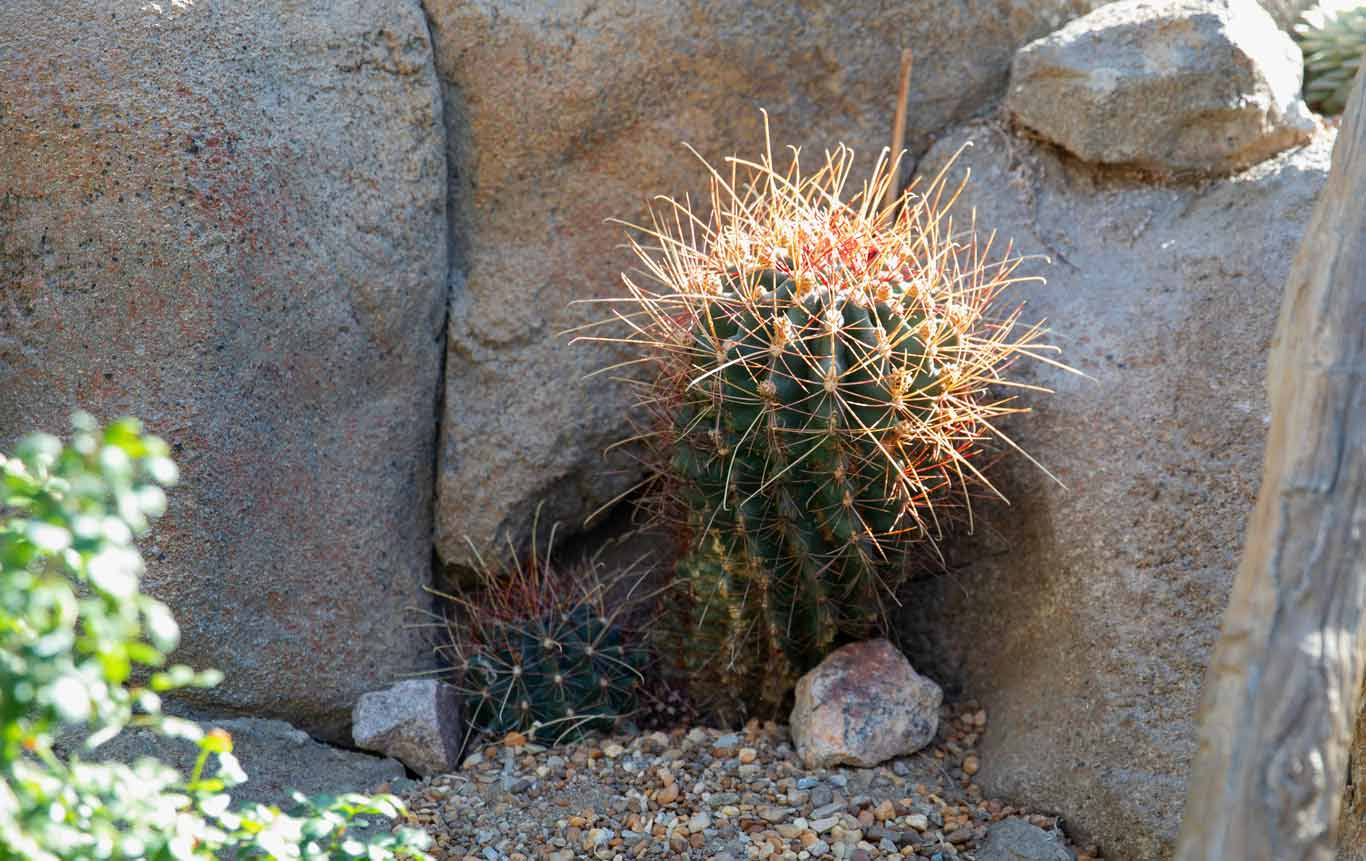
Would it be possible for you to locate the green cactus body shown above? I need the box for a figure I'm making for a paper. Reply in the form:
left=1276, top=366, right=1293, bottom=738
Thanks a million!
left=670, top=266, right=958, bottom=716
left=587, top=143, right=1051, bottom=723
left=1297, top=4, right=1366, bottom=115
left=463, top=604, right=642, bottom=743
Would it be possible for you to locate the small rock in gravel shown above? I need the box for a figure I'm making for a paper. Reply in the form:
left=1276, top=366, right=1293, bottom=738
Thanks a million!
left=790, top=640, right=941, bottom=769
left=351, top=680, right=461, bottom=777
left=810, top=784, right=834, bottom=807
left=811, top=801, right=845, bottom=819
left=976, top=819, right=1073, bottom=861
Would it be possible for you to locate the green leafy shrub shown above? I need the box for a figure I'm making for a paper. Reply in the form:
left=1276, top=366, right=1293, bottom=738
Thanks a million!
left=0, top=414, right=431, bottom=861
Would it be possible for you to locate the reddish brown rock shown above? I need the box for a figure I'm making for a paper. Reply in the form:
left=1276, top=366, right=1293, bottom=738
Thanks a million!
left=789, top=640, right=942, bottom=769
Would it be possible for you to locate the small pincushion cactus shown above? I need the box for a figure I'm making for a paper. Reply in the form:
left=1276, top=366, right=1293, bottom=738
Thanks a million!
left=1297, top=2, right=1366, bottom=115
left=436, top=521, right=647, bottom=745
left=582, top=129, right=1058, bottom=719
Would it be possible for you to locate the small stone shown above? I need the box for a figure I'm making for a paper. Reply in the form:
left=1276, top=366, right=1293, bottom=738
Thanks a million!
left=811, top=802, right=845, bottom=819
left=811, top=816, right=840, bottom=834
left=351, top=680, right=462, bottom=777
left=603, top=742, right=626, bottom=759
left=962, top=756, right=979, bottom=776
left=739, top=747, right=759, bottom=764
left=657, top=784, right=679, bottom=805
left=975, top=819, right=1072, bottom=861
left=503, top=731, right=527, bottom=748
left=790, top=640, right=941, bottom=769
left=690, top=811, right=712, bottom=832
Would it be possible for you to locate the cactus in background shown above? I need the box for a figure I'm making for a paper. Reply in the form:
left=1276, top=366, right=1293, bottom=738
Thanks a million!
left=1297, top=2, right=1366, bottom=115
left=436, top=519, right=648, bottom=746
left=580, top=128, right=1059, bottom=719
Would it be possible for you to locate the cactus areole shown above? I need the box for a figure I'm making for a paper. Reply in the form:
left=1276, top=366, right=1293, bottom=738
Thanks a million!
left=585, top=130, right=1058, bottom=719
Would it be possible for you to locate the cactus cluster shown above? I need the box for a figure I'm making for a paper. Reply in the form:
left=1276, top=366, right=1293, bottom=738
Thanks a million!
left=1297, top=2, right=1366, bottom=115
left=436, top=523, right=647, bottom=745
left=585, top=135, right=1055, bottom=720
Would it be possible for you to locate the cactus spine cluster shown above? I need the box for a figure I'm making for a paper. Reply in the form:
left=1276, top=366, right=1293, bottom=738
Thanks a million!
left=437, top=523, right=646, bottom=745
left=585, top=133, right=1055, bottom=720
left=1297, top=3, right=1366, bottom=115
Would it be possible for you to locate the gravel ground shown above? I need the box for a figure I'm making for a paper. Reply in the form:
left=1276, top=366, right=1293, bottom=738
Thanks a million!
left=396, top=704, right=1101, bottom=861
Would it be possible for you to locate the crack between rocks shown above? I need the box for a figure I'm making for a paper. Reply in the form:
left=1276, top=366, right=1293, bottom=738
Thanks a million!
left=416, top=0, right=458, bottom=605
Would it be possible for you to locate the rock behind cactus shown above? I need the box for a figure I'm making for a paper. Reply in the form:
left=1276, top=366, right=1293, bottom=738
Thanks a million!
left=587, top=139, right=1059, bottom=721
left=1297, top=2, right=1366, bottom=114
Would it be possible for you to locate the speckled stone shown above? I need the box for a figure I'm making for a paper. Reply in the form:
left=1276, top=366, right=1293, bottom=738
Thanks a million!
left=0, top=0, right=447, bottom=741
left=790, top=640, right=942, bottom=769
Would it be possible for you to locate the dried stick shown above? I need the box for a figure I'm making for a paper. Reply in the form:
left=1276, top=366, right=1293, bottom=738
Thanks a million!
left=883, top=49, right=914, bottom=212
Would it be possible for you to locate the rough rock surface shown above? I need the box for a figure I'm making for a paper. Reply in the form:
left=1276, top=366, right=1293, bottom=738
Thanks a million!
left=353, top=680, right=463, bottom=777
left=789, top=640, right=942, bottom=769
left=0, top=0, right=447, bottom=741
left=1340, top=700, right=1366, bottom=860
left=424, top=0, right=1105, bottom=567
left=977, top=819, right=1074, bottom=861
left=899, top=121, right=1334, bottom=859
left=58, top=716, right=404, bottom=806
left=1007, top=0, right=1317, bottom=175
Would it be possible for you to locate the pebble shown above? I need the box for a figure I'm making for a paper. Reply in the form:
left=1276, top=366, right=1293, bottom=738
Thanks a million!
left=809, top=785, right=834, bottom=808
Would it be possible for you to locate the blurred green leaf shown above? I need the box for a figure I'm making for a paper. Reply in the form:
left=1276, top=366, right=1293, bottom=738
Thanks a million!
left=0, top=415, right=432, bottom=861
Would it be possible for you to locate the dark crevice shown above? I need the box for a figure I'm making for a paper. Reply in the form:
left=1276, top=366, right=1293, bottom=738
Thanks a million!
left=414, top=0, right=458, bottom=628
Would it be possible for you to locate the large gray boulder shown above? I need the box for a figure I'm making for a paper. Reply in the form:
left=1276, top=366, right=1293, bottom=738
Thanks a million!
left=899, top=121, right=1334, bottom=859
left=58, top=716, right=405, bottom=807
left=424, top=0, right=1106, bottom=568
left=0, top=0, right=447, bottom=741
left=1007, top=0, right=1317, bottom=175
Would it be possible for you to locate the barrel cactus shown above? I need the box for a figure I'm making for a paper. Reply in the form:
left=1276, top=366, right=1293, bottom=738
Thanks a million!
left=586, top=136, right=1057, bottom=720
left=1296, top=2, right=1366, bottom=115
left=436, top=524, right=647, bottom=745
